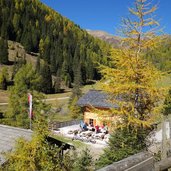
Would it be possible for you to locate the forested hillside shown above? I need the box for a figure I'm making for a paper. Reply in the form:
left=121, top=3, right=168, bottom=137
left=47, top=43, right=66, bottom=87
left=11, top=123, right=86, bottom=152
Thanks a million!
left=0, top=0, right=110, bottom=92
left=145, top=35, right=171, bottom=72
left=89, top=29, right=171, bottom=73
left=87, top=30, right=122, bottom=48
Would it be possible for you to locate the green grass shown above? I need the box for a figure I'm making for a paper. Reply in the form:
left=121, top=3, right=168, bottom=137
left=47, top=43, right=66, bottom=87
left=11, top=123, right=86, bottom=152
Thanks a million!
left=1, top=75, right=169, bottom=123
left=49, top=113, right=72, bottom=122
left=0, top=90, right=73, bottom=122
left=52, top=134, right=87, bottom=148
left=81, top=81, right=102, bottom=93
left=157, top=75, right=171, bottom=88
left=45, top=98, right=69, bottom=108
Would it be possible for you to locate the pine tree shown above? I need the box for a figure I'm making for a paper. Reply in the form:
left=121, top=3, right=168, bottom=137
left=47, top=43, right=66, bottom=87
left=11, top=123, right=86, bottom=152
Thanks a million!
left=11, top=53, right=27, bottom=80
left=0, top=37, right=8, bottom=64
left=35, top=56, right=41, bottom=73
left=69, top=97, right=82, bottom=119
left=72, top=64, right=82, bottom=99
left=54, top=70, right=61, bottom=93
left=163, top=89, right=171, bottom=116
left=0, top=67, right=8, bottom=90
left=4, top=64, right=43, bottom=128
left=161, top=88, right=171, bottom=159
left=74, top=148, right=94, bottom=171
left=96, top=126, right=150, bottom=168
left=23, top=31, right=33, bottom=53
left=40, top=62, right=52, bottom=94
left=69, top=64, right=82, bottom=119
left=0, top=0, right=112, bottom=85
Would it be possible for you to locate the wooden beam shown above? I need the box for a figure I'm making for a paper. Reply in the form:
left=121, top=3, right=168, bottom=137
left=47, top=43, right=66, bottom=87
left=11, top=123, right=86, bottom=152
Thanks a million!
left=155, top=157, right=171, bottom=171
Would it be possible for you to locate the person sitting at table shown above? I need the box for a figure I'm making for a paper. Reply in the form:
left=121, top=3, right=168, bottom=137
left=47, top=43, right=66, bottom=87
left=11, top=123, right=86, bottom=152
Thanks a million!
left=104, top=125, right=108, bottom=134
left=101, top=124, right=104, bottom=129
left=95, top=125, right=100, bottom=133
left=83, top=122, right=88, bottom=131
left=90, top=122, right=94, bottom=127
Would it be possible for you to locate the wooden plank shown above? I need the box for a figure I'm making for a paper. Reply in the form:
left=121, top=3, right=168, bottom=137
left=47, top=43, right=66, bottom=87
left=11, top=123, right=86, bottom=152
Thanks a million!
left=155, top=157, right=171, bottom=171
left=97, top=152, right=154, bottom=171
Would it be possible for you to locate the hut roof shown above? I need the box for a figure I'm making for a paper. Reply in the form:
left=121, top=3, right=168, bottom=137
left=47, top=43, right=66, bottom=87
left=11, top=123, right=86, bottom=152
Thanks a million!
left=77, top=90, right=117, bottom=109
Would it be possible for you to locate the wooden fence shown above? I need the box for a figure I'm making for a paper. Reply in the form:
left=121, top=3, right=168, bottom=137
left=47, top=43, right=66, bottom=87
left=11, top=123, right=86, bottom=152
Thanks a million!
left=49, top=120, right=80, bottom=130
left=97, top=152, right=154, bottom=171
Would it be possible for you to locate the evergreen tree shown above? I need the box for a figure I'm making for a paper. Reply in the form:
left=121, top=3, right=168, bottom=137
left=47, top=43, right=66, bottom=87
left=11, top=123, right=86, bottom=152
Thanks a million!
left=0, top=37, right=8, bottom=64
left=72, top=64, right=82, bottom=99
left=35, top=55, right=41, bottom=73
left=54, top=70, right=61, bottom=93
left=163, top=89, right=171, bottom=116
left=96, top=127, right=149, bottom=168
left=69, top=64, right=82, bottom=119
left=0, top=0, right=111, bottom=86
left=40, top=62, right=52, bottom=94
left=69, top=97, right=82, bottom=119
left=50, top=50, right=57, bottom=74
left=74, top=148, right=94, bottom=171
left=11, top=52, right=27, bottom=80
left=22, top=31, right=33, bottom=53
left=0, top=67, right=8, bottom=90
left=161, top=88, right=171, bottom=159
left=4, top=64, right=43, bottom=128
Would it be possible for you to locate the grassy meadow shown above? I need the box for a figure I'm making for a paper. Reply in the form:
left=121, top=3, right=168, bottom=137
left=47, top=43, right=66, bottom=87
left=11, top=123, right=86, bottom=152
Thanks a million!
left=0, top=75, right=170, bottom=121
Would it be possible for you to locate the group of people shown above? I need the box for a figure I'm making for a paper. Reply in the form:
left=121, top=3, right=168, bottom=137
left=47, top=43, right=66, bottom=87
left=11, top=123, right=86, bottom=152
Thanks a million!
left=80, top=121, right=108, bottom=134
left=94, top=124, right=108, bottom=134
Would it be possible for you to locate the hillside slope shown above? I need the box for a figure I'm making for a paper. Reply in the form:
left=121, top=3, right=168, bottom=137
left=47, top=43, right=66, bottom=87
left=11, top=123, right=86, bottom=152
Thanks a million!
left=0, top=0, right=111, bottom=87
left=88, top=30, right=171, bottom=72
left=87, top=30, right=122, bottom=48
left=0, top=40, right=33, bottom=75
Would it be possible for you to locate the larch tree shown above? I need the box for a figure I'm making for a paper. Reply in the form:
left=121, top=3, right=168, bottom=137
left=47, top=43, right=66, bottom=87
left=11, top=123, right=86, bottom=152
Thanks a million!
left=97, top=0, right=166, bottom=167
left=100, top=0, right=165, bottom=129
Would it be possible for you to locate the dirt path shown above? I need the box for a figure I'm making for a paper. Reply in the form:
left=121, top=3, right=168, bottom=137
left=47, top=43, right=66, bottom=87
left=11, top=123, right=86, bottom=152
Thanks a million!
left=0, top=103, right=8, bottom=106
left=44, top=97, right=69, bottom=101
left=0, top=97, right=70, bottom=105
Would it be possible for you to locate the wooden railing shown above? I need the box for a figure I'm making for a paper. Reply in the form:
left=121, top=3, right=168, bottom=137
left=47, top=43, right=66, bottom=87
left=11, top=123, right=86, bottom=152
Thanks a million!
left=49, top=120, right=80, bottom=130
left=97, top=152, right=154, bottom=171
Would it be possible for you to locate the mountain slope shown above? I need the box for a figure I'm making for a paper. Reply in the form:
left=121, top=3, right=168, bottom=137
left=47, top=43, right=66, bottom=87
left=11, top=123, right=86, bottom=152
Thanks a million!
left=0, top=0, right=111, bottom=89
left=87, top=30, right=122, bottom=48
left=88, top=30, right=171, bottom=72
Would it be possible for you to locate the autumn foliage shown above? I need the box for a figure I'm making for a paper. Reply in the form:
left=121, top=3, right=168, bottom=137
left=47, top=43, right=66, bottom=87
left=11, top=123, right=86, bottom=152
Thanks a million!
left=100, top=0, right=166, bottom=129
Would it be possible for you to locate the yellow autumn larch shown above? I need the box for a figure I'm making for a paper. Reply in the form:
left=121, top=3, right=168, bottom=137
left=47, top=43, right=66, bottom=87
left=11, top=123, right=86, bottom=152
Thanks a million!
left=100, top=0, right=166, bottom=129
